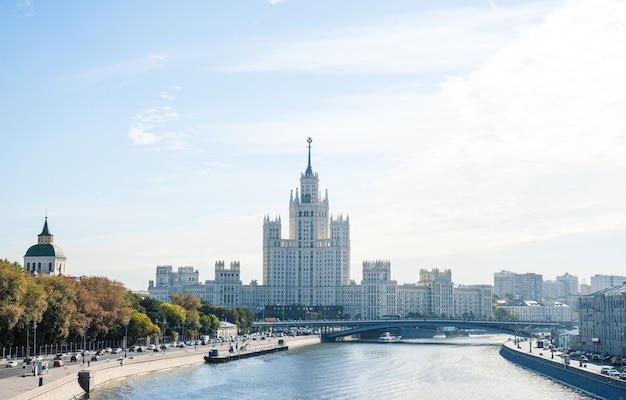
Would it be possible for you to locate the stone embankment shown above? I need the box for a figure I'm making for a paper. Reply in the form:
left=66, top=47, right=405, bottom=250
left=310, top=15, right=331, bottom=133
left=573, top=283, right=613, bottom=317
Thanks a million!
left=500, top=339, right=626, bottom=399
left=6, top=335, right=320, bottom=400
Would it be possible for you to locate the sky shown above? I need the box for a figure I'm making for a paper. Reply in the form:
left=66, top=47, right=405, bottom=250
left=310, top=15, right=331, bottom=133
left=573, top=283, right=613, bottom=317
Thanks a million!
left=1, top=0, right=625, bottom=292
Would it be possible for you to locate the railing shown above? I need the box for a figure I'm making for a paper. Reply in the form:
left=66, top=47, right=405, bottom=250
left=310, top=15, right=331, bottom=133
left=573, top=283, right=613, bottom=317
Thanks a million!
left=2, top=339, right=125, bottom=360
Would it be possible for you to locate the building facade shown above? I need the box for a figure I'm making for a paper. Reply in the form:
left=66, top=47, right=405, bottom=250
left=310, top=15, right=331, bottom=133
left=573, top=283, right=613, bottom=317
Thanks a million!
left=578, top=284, right=626, bottom=357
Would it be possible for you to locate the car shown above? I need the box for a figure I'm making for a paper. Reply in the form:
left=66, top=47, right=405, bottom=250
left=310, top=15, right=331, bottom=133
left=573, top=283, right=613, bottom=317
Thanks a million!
left=580, top=356, right=588, bottom=363
left=105, top=347, right=112, bottom=353
left=112, top=348, right=122, bottom=354
left=91, top=355, right=100, bottom=361
left=147, top=344, right=156, bottom=351
left=33, top=355, right=43, bottom=362
left=601, top=366, right=614, bottom=375
left=54, top=353, right=67, bottom=360
left=609, top=369, right=620, bottom=377
left=6, top=360, right=19, bottom=368
left=160, top=344, right=168, bottom=351
left=620, top=371, right=626, bottom=380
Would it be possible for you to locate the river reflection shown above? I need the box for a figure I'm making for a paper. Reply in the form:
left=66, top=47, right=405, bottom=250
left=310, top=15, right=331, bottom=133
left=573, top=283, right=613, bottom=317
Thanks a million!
left=89, top=335, right=593, bottom=400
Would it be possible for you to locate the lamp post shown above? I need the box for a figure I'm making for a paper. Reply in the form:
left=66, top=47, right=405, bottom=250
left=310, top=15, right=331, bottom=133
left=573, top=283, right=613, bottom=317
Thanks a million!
left=26, top=320, right=30, bottom=362
left=81, top=320, right=87, bottom=365
left=33, top=321, right=38, bottom=358
left=123, top=318, right=130, bottom=358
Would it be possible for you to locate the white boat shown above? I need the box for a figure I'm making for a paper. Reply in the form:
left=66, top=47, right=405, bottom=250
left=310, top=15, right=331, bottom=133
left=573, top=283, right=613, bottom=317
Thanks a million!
left=378, top=331, right=402, bottom=343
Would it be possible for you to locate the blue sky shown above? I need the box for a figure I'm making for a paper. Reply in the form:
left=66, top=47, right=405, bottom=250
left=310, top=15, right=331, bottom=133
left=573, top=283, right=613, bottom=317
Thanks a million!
left=1, top=0, right=625, bottom=292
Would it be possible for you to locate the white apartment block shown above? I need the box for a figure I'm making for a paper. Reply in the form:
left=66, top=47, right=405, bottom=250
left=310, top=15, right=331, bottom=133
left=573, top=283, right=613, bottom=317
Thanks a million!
left=590, top=274, right=626, bottom=294
left=497, top=299, right=570, bottom=322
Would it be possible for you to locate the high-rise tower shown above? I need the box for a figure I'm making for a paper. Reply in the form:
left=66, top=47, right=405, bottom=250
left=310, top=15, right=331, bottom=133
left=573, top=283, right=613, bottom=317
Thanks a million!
left=263, top=138, right=350, bottom=307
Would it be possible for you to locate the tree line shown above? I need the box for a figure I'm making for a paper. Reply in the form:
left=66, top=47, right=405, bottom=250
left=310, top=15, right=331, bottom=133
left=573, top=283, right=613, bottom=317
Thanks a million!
left=0, top=259, right=253, bottom=350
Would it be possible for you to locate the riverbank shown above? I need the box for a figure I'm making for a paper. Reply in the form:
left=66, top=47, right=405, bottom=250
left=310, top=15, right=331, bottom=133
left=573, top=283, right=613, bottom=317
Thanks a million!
left=6, top=335, right=320, bottom=400
left=500, top=339, right=626, bottom=399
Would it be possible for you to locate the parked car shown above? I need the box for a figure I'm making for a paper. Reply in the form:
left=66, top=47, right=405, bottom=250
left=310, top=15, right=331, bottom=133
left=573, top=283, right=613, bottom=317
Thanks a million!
left=601, top=367, right=614, bottom=375
left=147, top=344, right=156, bottom=351
left=112, top=348, right=122, bottom=354
left=6, top=360, right=18, bottom=368
left=609, top=369, right=621, bottom=377
left=105, top=347, right=112, bottom=353
left=54, top=353, right=67, bottom=360
left=91, top=355, right=100, bottom=361
left=160, top=344, right=168, bottom=351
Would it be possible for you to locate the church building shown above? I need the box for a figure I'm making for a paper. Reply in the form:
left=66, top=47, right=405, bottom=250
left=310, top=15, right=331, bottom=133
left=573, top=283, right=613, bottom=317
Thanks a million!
left=24, top=217, right=67, bottom=275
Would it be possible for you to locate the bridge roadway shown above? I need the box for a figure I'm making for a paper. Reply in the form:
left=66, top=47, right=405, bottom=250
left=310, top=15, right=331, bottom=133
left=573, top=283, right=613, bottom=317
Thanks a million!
left=253, top=319, right=571, bottom=342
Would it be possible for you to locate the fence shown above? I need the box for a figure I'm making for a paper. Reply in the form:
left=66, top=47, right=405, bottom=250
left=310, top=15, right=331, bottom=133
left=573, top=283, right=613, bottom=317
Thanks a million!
left=2, top=339, right=125, bottom=360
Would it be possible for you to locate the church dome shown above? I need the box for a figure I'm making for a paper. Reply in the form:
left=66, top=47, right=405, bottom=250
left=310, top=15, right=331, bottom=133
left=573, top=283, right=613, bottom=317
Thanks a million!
left=25, top=243, right=66, bottom=258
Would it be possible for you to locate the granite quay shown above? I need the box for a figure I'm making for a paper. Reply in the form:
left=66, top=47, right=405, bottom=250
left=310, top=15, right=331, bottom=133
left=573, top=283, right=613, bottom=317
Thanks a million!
left=2, top=336, right=320, bottom=400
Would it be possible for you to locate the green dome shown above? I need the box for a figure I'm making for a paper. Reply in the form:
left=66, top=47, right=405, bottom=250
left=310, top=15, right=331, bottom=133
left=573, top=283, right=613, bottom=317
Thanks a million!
left=25, top=243, right=66, bottom=259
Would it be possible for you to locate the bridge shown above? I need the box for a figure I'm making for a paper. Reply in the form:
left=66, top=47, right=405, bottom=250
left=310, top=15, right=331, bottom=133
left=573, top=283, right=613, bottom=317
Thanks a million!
left=253, top=319, right=575, bottom=342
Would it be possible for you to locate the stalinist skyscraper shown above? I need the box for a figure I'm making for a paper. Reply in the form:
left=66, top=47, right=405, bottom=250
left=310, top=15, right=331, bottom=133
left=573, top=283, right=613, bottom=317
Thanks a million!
left=262, top=138, right=350, bottom=307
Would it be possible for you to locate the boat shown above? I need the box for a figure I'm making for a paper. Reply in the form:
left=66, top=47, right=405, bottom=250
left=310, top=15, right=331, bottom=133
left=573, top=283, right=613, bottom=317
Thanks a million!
left=378, top=331, right=402, bottom=343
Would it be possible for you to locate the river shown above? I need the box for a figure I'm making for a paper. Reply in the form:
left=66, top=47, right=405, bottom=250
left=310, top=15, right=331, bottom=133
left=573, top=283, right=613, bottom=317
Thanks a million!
left=89, top=335, right=593, bottom=400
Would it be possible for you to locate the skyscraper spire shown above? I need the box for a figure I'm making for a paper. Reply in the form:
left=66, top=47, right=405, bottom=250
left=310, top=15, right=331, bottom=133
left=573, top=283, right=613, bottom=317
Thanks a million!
left=305, top=137, right=313, bottom=176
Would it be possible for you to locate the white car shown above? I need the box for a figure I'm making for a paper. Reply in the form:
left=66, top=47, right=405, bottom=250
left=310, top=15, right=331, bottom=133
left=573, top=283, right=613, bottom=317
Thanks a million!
left=6, top=360, right=18, bottom=368
left=609, top=369, right=620, bottom=377
left=147, top=344, right=156, bottom=350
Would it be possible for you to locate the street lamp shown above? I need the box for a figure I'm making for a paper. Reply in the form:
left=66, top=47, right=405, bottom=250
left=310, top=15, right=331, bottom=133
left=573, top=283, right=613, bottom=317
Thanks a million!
left=81, top=320, right=87, bottom=365
left=33, top=321, right=38, bottom=359
left=26, top=320, right=30, bottom=362
left=123, top=318, right=130, bottom=358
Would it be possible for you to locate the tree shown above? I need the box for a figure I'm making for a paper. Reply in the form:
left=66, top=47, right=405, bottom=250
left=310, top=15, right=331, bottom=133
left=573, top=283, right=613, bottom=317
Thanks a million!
left=35, top=275, right=77, bottom=345
left=170, top=292, right=201, bottom=311
left=70, top=276, right=131, bottom=341
left=128, top=311, right=160, bottom=340
left=0, top=259, right=47, bottom=346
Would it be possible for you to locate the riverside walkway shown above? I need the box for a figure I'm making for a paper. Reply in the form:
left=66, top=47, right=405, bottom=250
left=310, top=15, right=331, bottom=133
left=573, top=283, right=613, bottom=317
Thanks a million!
left=1, top=336, right=320, bottom=400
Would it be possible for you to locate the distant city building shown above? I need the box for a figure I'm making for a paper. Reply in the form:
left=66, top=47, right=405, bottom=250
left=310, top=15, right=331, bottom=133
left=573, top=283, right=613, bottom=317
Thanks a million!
left=590, top=274, right=626, bottom=294
left=24, top=217, right=67, bottom=276
left=543, top=280, right=565, bottom=299
left=578, top=284, right=626, bottom=356
left=556, top=272, right=579, bottom=295
left=493, top=270, right=516, bottom=299
left=147, top=139, right=493, bottom=320
left=579, top=283, right=591, bottom=295
left=493, top=270, right=543, bottom=300
left=497, top=299, right=570, bottom=322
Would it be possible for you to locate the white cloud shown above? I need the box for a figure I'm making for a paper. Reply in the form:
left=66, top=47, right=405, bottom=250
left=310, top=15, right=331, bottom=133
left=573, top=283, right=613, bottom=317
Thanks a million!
left=354, top=0, right=626, bottom=269
left=227, top=4, right=555, bottom=75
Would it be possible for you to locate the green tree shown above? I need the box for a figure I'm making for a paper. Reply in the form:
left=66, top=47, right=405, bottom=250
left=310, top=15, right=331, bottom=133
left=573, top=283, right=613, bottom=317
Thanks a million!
left=0, top=259, right=47, bottom=346
left=129, top=311, right=160, bottom=340
left=36, top=275, right=77, bottom=345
